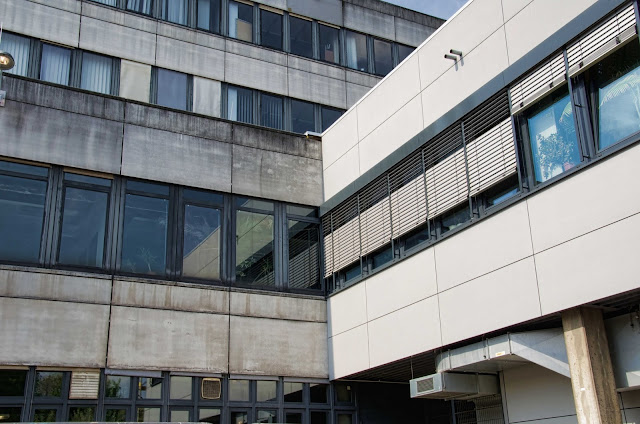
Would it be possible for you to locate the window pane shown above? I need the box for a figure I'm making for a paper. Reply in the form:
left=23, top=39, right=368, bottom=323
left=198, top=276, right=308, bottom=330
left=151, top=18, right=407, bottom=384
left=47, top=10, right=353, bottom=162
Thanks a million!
left=291, top=99, right=315, bottom=134
left=127, top=180, right=170, bottom=196
left=127, top=0, right=153, bottom=15
left=183, top=205, right=221, bottom=280
left=199, top=408, right=221, bottom=424
left=229, top=380, right=250, bottom=402
left=35, top=372, right=63, bottom=397
left=290, top=16, right=312, bottom=58
left=170, top=410, right=190, bottom=422
left=235, top=197, right=274, bottom=211
left=106, top=376, right=131, bottom=398
left=310, top=411, right=328, bottom=424
left=287, top=205, right=317, bottom=217
left=285, top=412, right=303, bottom=423
left=0, top=370, right=26, bottom=396
left=371, top=245, right=392, bottom=270
left=319, top=24, right=340, bottom=64
left=161, top=0, right=189, bottom=25
left=592, top=41, right=640, bottom=150
left=157, top=68, right=188, bottom=111
left=40, top=44, right=71, bottom=85
left=288, top=220, right=320, bottom=290
left=1, top=33, right=30, bottom=77
left=440, top=205, right=469, bottom=234
left=345, top=31, right=368, bottom=72
left=260, top=10, right=282, bottom=50
left=321, top=107, right=342, bottom=131
left=402, top=223, right=430, bottom=252
left=231, top=411, right=248, bottom=424
left=337, top=414, right=353, bottom=424
left=138, top=377, right=163, bottom=399
left=81, top=52, right=112, bottom=95
left=33, top=409, right=57, bottom=422
left=228, top=86, right=253, bottom=124
left=525, top=89, right=580, bottom=183
left=256, top=381, right=277, bottom=402
left=257, top=410, right=277, bottom=423
left=69, top=407, right=95, bottom=422
left=58, top=188, right=108, bottom=268
left=106, top=409, right=127, bottom=422
left=335, top=383, right=353, bottom=403
left=0, top=160, right=48, bottom=176
left=122, top=195, right=168, bottom=275
left=0, top=407, right=21, bottom=423
left=65, top=172, right=111, bottom=186
left=93, top=0, right=117, bottom=5
left=0, top=174, right=47, bottom=263
left=260, top=93, right=283, bottom=130
left=229, top=1, right=254, bottom=42
left=137, top=407, right=160, bottom=422
left=197, top=0, right=221, bottom=33
left=283, top=382, right=303, bottom=403
left=236, top=210, right=275, bottom=286
left=373, top=39, right=392, bottom=76
left=184, top=188, right=223, bottom=205
left=170, top=376, right=192, bottom=400
left=309, top=384, right=328, bottom=403
left=398, top=44, right=414, bottom=64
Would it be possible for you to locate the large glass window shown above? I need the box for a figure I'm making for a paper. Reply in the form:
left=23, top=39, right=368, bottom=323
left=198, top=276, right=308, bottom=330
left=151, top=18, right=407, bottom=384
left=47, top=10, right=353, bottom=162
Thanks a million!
left=197, top=0, right=221, bottom=33
left=126, top=0, right=153, bottom=15
left=288, top=220, right=320, bottom=290
left=182, top=189, right=223, bottom=281
left=0, top=407, right=21, bottom=423
left=260, top=9, right=282, bottom=50
left=0, top=161, right=48, bottom=264
left=40, top=43, right=71, bottom=86
left=34, top=372, right=63, bottom=398
left=256, top=381, right=277, bottom=402
left=321, top=106, right=343, bottom=132
left=199, top=408, right=221, bottom=423
left=291, top=99, right=315, bottom=134
left=319, top=24, right=340, bottom=65
left=290, top=16, right=312, bottom=58
left=229, top=1, right=254, bottom=43
left=0, top=370, right=27, bottom=396
left=160, top=0, right=189, bottom=25
left=235, top=197, right=275, bottom=287
left=283, top=382, right=303, bottom=403
left=1, top=32, right=30, bottom=77
left=373, top=38, right=392, bottom=76
left=105, top=376, right=131, bottom=399
left=345, top=31, right=368, bottom=72
left=397, top=44, right=414, bottom=64
left=121, top=181, right=169, bottom=276
left=260, top=93, right=283, bottom=130
left=80, top=52, right=113, bottom=95
left=228, top=85, right=254, bottom=124
left=523, top=87, right=580, bottom=184
left=156, top=68, right=189, bottom=111
left=228, top=380, right=250, bottom=402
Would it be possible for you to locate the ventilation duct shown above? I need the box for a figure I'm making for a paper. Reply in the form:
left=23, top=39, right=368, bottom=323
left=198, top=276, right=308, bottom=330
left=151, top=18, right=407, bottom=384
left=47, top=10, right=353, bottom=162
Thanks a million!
left=410, top=372, right=499, bottom=400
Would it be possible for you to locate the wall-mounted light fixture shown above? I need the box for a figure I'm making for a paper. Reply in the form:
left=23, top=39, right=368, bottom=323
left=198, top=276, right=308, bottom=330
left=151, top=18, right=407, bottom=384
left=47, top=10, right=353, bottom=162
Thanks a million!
left=444, top=54, right=458, bottom=61
left=445, top=49, right=464, bottom=62
left=0, top=22, right=15, bottom=106
left=450, top=49, right=463, bottom=57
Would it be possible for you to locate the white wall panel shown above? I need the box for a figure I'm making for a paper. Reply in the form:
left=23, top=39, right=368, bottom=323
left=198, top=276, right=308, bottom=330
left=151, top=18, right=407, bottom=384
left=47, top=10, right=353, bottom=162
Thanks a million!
left=120, top=60, right=151, bottom=103
left=327, top=283, right=367, bottom=337
left=193, top=77, right=222, bottom=118
left=323, top=146, right=360, bottom=199
left=328, top=324, right=369, bottom=379
left=322, top=109, right=359, bottom=169
left=501, top=0, right=534, bottom=22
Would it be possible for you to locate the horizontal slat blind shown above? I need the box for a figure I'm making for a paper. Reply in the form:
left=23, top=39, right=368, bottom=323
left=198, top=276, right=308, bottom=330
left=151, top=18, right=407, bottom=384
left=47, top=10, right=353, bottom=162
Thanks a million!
left=322, top=214, right=333, bottom=277
left=389, top=151, right=427, bottom=238
left=288, top=225, right=320, bottom=289
left=424, top=124, right=468, bottom=219
left=69, top=371, right=100, bottom=399
left=331, top=196, right=361, bottom=270
left=359, top=176, right=392, bottom=256
left=509, top=53, right=566, bottom=114
left=567, top=3, right=637, bottom=76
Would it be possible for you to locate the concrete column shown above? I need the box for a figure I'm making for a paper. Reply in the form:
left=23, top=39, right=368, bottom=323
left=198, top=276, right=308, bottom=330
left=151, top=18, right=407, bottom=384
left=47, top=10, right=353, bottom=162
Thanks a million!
left=561, top=306, right=621, bottom=424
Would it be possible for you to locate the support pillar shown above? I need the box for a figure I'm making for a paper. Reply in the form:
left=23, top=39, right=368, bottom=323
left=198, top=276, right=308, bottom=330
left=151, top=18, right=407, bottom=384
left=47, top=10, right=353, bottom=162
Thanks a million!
left=561, top=306, right=621, bottom=424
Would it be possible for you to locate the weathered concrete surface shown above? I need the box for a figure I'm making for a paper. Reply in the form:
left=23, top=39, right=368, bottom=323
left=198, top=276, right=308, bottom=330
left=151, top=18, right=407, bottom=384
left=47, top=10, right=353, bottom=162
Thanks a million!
left=231, top=124, right=322, bottom=160
left=0, top=297, right=109, bottom=367
left=562, top=307, right=622, bottom=424
left=229, top=315, right=328, bottom=378
left=0, top=269, right=111, bottom=304
left=230, top=291, right=326, bottom=322
left=107, top=306, right=229, bottom=372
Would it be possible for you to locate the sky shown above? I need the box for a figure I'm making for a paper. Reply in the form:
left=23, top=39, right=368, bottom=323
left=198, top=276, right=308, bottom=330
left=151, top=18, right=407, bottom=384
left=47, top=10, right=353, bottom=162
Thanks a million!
left=382, top=0, right=468, bottom=20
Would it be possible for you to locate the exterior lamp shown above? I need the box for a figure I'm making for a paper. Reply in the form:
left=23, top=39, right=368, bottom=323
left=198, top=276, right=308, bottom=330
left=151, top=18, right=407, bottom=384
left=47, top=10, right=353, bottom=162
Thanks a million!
left=0, top=51, right=14, bottom=71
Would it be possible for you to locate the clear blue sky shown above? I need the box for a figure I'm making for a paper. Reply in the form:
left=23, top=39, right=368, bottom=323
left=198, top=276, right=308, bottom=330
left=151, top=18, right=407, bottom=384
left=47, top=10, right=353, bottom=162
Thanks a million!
left=382, top=0, right=468, bottom=19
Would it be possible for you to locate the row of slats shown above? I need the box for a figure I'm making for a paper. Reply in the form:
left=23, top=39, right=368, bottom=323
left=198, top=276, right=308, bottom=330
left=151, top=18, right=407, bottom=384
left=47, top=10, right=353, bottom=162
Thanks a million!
left=509, top=52, right=566, bottom=114
left=389, top=151, right=427, bottom=238
left=331, top=196, right=360, bottom=271
left=359, top=175, right=392, bottom=256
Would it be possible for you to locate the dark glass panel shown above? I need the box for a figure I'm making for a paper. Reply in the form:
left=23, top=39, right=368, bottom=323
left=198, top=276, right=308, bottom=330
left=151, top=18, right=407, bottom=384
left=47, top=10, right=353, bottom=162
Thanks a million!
left=256, top=381, right=277, bottom=402
left=260, top=93, right=284, bottom=130
left=0, top=160, right=48, bottom=176
left=321, top=107, right=342, bottom=131
left=34, top=372, right=63, bottom=397
left=398, top=44, right=414, bottom=64
left=170, top=376, right=192, bottom=400
left=157, top=68, right=189, bottom=111
left=199, top=408, right=221, bottom=424
left=402, top=223, right=430, bottom=252
left=121, top=195, right=168, bottom=275
left=310, top=411, right=328, bottom=424
left=69, top=407, right=95, bottom=422
left=337, top=414, right=353, bottom=424
left=0, top=407, right=21, bottom=423
left=288, top=220, right=320, bottom=290
left=260, top=9, right=282, bottom=50
left=105, top=409, right=127, bottom=422
left=184, top=188, right=223, bottom=205
left=283, top=382, right=303, bottom=403
left=256, top=410, right=277, bottom=423
left=228, top=86, right=254, bottom=124
left=0, top=174, right=47, bottom=263
left=309, top=384, right=328, bottom=403
left=371, top=245, right=393, bottom=270
left=126, top=0, right=153, bottom=15
left=373, top=38, right=393, bottom=76
left=484, top=175, right=519, bottom=208
left=0, top=370, right=27, bottom=396
left=138, top=377, right=163, bottom=399
left=291, top=99, right=315, bottom=134
left=197, top=0, right=221, bottom=33
left=290, top=16, right=312, bottom=58
left=342, top=262, right=361, bottom=282
left=33, top=409, right=57, bottom=422
left=137, top=407, right=160, bottom=422
left=229, top=1, right=254, bottom=42
left=319, top=24, right=340, bottom=65
left=345, top=31, right=368, bottom=72
left=287, top=204, right=317, bottom=217
left=236, top=210, right=275, bottom=286
left=235, top=197, right=274, bottom=211
left=334, top=383, right=353, bottom=403
left=183, top=205, right=221, bottom=280
left=126, top=180, right=170, bottom=196
left=230, top=411, right=248, bottom=424
left=229, top=380, right=250, bottom=402
left=106, top=376, right=131, bottom=399
left=285, top=412, right=303, bottom=423
left=58, top=188, right=108, bottom=268
left=440, top=205, right=470, bottom=235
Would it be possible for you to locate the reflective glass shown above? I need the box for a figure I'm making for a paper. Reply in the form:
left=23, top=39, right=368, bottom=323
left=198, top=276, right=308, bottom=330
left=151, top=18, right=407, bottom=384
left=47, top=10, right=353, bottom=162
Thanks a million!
left=373, top=38, right=393, bottom=76
left=121, top=195, right=168, bottom=275
left=288, top=220, right=320, bottom=290
left=285, top=412, right=303, bottom=423
left=1, top=33, right=30, bottom=77
left=40, top=43, right=71, bottom=86
left=34, top=372, right=63, bottom=397
left=106, top=376, right=131, bottom=399
left=337, top=414, right=353, bottom=424
left=105, top=409, right=127, bottom=422
left=0, top=174, right=47, bottom=263
left=127, top=180, right=170, bottom=196
left=170, top=376, right=192, bottom=400
left=157, top=68, right=188, bottom=111
left=0, top=407, right=21, bottom=423
left=160, top=0, right=189, bottom=25
left=319, top=24, right=340, bottom=65
left=257, top=410, right=277, bottom=423
left=229, top=380, right=250, bottom=402
left=310, top=411, right=328, bottom=424
left=0, top=370, right=27, bottom=396
left=199, top=408, right=221, bottom=424
left=228, top=85, right=253, bottom=124
left=309, top=384, right=328, bottom=403
left=197, top=0, right=221, bottom=33
left=33, top=409, right=57, bottom=422
left=137, top=407, right=160, bottom=422
left=170, top=410, right=190, bottom=422
left=343, top=262, right=361, bottom=282
left=260, top=93, right=283, bottom=130
left=287, top=205, right=317, bottom=217
left=526, top=89, right=580, bottom=183
left=229, top=1, right=254, bottom=42
left=127, top=0, right=153, bottom=15
left=256, top=381, right=277, bottom=402
left=371, top=245, right=392, bottom=270
left=440, top=205, right=469, bottom=234
left=335, top=383, right=353, bottom=403
left=0, top=160, right=48, bottom=176
left=345, top=31, right=368, bottom=72
left=290, top=16, right=312, bottom=58
left=260, top=10, right=282, bottom=50
left=321, top=107, right=342, bottom=131
left=69, top=407, right=95, bottom=422
left=235, top=197, right=274, bottom=211
left=291, top=99, right=315, bottom=134
left=81, top=52, right=112, bottom=95
left=138, top=377, right=163, bottom=399
left=283, top=382, right=303, bottom=403
left=58, top=188, right=108, bottom=268
left=236, top=210, right=275, bottom=286
left=231, top=411, right=248, bottom=424
left=184, top=188, right=223, bottom=205
left=398, top=44, right=414, bottom=64
left=65, top=173, right=111, bottom=186
left=183, top=205, right=221, bottom=280
left=403, top=224, right=430, bottom=251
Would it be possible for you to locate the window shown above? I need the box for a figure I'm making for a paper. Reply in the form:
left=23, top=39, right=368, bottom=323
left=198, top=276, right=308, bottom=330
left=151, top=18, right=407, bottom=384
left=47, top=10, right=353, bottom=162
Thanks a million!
left=159, top=0, right=189, bottom=26
left=309, top=384, right=328, bottom=404
left=256, top=381, right=277, bottom=402
left=260, top=93, right=283, bottom=130
left=228, top=85, right=254, bottom=124
left=0, top=370, right=27, bottom=396
left=310, top=411, right=329, bottom=424
left=155, top=68, right=190, bottom=111
left=1, top=32, right=31, bottom=77
left=260, top=9, right=283, bottom=50
left=197, top=0, right=221, bottom=33
left=290, top=16, right=313, bottom=58
left=40, top=43, right=71, bottom=86
left=170, top=376, right=192, bottom=400
left=321, top=106, right=343, bottom=131
left=229, top=380, right=250, bottom=402
left=373, top=38, right=393, bottom=76
left=229, top=1, right=254, bottom=42
left=126, top=0, right=153, bottom=15
left=235, top=197, right=275, bottom=287
left=287, top=218, right=320, bottom=290
left=291, top=99, right=315, bottom=134
left=345, top=30, right=368, bottom=72
left=438, top=204, right=469, bottom=235
left=105, top=376, right=131, bottom=399
left=319, top=24, right=340, bottom=65
left=80, top=52, right=114, bottom=95
left=397, top=44, right=414, bottom=64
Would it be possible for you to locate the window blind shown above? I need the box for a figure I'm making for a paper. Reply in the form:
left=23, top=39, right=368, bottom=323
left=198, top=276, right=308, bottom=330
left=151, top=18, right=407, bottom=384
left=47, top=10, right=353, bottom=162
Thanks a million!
left=358, top=175, right=391, bottom=256
left=509, top=52, right=566, bottom=114
left=330, top=196, right=360, bottom=271
left=389, top=151, right=427, bottom=238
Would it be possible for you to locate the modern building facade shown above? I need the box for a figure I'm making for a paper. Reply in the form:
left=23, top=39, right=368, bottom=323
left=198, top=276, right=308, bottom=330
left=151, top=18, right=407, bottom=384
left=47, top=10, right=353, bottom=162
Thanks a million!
left=1, top=0, right=640, bottom=423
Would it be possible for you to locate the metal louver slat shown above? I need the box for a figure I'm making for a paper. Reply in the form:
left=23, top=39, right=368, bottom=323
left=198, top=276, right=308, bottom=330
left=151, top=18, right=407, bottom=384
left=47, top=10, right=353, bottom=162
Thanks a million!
left=288, top=224, right=320, bottom=289
left=567, top=3, right=637, bottom=76
left=331, top=196, right=360, bottom=271
left=69, top=371, right=100, bottom=399
left=322, top=214, right=333, bottom=277
left=389, top=151, right=427, bottom=238
left=509, top=53, right=566, bottom=114
left=359, top=176, right=392, bottom=256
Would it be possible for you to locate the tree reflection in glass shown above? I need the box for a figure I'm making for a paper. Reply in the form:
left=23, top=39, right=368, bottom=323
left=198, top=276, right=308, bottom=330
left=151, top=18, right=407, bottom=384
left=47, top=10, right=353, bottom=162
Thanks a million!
left=235, top=210, right=274, bottom=286
left=121, top=195, right=168, bottom=275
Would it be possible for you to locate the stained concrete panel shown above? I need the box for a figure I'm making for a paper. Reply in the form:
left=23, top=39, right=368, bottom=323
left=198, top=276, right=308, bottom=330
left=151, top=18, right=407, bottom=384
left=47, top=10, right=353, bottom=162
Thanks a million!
left=193, top=77, right=222, bottom=118
left=225, top=39, right=287, bottom=66
left=0, top=269, right=111, bottom=304
left=288, top=68, right=347, bottom=109
left=231, top=144, right=323, bottom=205
left=121, top=124, right=232, bottom=192
left=287, top=56, right=346, bottom=81
left=0, top=297, right=109, bottom=367
left=229, top=316, right=328, bottom=378
left=224, top=53, right=288, bottom=95
left=120, top=60, right=151, bottom=103
left=327, top=283, right=367, bottom=337
left=346, top=83, right=371, bottom=109
left=287, top=0, right=343, bottom=27
left=0, top=0, right=80, bottom=47
left=328, top=324, right=369, bottom=379
left=394, top=18, right=435, bottom=47
left=108, top=306, right=229, bottom=372
left=343, top=3, right=395, bottom=41
left=81, top=1, right=157, bottom=33
left=230, top=291, right=326, bottom=322
left=345, top=70, right=382, bottom=88
left=79, top=16, right=156, bottom=65
left=157, top=21, right=226, bottom=51
left=112, top=280, right=229, bottom=314
left=0, top=100, right=123, bottom=175
left=323, top=146, right=360, bottom=200
left=231, top=124, right=321, bottom=160
left=156, top=35, right=225, bottom=81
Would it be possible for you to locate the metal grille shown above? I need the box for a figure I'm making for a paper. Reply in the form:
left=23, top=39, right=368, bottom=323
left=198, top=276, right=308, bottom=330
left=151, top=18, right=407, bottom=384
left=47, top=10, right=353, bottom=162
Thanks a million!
left=331, top=196, right=360, bottom=271
left=69, top=371, right=100, bottom=400
left=509, top=52, right=566, bottom=114
left=359, top=175, right=392, bottom=256
left=322, top=214, right=333, bottom=277
left=416, top=377, right=435, bottom=393
left=424, top=124, right=468, bottom=219
left=455, top=394, right=504, bottom=424
left=389, top=151, right=427, bottom=238
left=567, top=3, right=637, bottom=76
left=201, top=378, right=222, bottom=399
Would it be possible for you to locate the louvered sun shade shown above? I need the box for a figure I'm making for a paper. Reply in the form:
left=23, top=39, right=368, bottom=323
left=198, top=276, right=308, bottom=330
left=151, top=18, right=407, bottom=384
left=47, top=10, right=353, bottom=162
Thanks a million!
left=389, top=151, right=428, bottom=238
left=330, top=196, right=361, bottom=272
left=509, top=53, right=566, bottom=114
left=322, top=214, right=333, bottom=278
left=567, top=3, right=637, bottom=77
left=359, top=175, right=392, bottom=256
